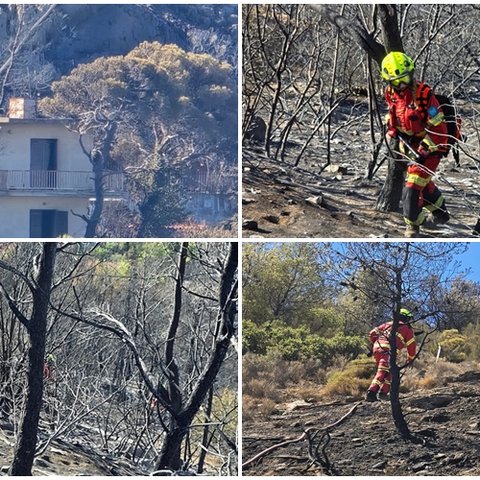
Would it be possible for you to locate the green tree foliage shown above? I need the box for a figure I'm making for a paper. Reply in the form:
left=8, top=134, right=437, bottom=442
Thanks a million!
left=432, top=278, right=480, bottom=331
left=337, top=268, right=394, bottom=335
left=39, top=42, right=236, bottom=236
left=138, top=168, right=188, bottom=237
left=243, top=243, right=328, bottom=326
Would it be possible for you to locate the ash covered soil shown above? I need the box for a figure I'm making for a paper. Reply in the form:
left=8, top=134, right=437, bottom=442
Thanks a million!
left=0, top=423, right=147, bottom=476
left=242, top=371, right=480, bottom=476
left=242, top=101, right=480, bottom=239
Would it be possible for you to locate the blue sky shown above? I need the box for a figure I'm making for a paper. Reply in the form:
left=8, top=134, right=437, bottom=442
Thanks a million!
left=455, top=243, right=480, bottom=282
left=264, top=241, right=480, bottom=283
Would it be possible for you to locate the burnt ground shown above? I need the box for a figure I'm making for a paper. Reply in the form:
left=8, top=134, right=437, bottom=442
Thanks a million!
left=242, top=371, right=480, bottom=476
left=0, top=423, right=148, bottom=476
left=242, top=102, right=480, bottom=239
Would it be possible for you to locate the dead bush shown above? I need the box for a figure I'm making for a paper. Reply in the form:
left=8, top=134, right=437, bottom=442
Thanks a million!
left=402, top=356, right=474, bottom=391
left=243, top=377, right=283, bottom=404
left=242, top=394, right=277, bottom=422
left=285, top=380, right=324, bottom=402
left=171, top=219, right=235, bottom=238
left=243, top=353, right=327, bottom=394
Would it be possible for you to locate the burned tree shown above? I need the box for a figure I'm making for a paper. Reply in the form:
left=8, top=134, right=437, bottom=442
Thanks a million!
left=50, top=242, right=238, bottom=473
left=325, top=242, right=466, bottom=439
left=0, top=243, right=57, bottom=475
left=311, top=4, right=407, bottom=211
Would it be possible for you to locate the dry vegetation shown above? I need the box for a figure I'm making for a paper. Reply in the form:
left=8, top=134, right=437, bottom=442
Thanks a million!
left=243, top=353, right=480, bottom=423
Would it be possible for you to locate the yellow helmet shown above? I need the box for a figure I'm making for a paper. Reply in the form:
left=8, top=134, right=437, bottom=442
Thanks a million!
left=400, top=308, right=413, bottom=319
left=381, top=52, right=415, bottom=86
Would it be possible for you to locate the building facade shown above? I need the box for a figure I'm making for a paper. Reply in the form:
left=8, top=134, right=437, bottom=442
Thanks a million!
left=0, top=98, right=124, bottom=238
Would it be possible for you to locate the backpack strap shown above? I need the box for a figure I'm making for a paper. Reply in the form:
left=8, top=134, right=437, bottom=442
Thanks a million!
left=415, top=82, right=432, bottom=119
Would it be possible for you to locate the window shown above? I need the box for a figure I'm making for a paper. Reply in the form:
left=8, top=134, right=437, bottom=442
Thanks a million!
left=30, top=210, right=68, bottom=238
left=30, top=139, right=57, bottom=188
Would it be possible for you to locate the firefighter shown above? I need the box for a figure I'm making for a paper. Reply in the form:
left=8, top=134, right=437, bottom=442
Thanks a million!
left=365, top=308, right=416, bottom=402
left=381, top=52, right=450, bottom=238
left=43, top=353, right=56, bottom=381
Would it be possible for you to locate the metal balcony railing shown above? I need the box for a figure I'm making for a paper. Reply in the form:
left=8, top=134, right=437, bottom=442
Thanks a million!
left=0, top=170, right=124, bottom=193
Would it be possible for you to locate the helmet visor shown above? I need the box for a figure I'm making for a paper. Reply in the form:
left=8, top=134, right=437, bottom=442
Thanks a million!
left=389, top=74, right=411, bottom=88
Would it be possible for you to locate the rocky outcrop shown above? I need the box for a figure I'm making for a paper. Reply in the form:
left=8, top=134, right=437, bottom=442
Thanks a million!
left=0, top=5, right=237, bottom=78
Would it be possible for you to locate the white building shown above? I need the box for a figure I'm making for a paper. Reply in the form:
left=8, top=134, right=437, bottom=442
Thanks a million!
left=0, top=98, right=124, bottom=238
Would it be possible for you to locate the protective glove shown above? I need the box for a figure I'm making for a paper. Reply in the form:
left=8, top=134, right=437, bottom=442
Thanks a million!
left=417, top=144, right=431, bottom=159
left=366, top=350, right=373, bottom=357
left=386, top=127, right=398, bottom=139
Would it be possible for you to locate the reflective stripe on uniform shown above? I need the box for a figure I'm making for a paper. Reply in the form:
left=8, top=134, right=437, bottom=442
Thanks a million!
left=406, top=172, right=430, bottom=188
left=427, top=111, right=445, bottom=127
left=424, top=194, right=445, bottom=212
left=421, top=135, right=438, bottom=152
left=396, top=332, right=405, bottom=343
left=404, top=209, right=427, bottom=226
left=406, top=338, right=415, bottom=346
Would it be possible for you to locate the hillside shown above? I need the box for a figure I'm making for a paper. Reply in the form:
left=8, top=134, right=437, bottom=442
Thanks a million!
left=48, top=5, right=237, bottom=73
left=243, top=370, right=480, bottom=476
left=242, top=100, right=480, bottom=239
left=0, top=5, right=237, bottom=79
left=0, top=423, right=147, bottom=475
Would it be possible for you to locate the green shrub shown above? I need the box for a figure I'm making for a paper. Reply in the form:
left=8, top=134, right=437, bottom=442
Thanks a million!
left=243, top=321, right=367, bottom=365
left=243, top=319, right=270, bottom=354
left=323, top=357, right=376, bottom=398
left=328, top=334, right=366, bottom=359
left=438, top=329, right=467, bottom=363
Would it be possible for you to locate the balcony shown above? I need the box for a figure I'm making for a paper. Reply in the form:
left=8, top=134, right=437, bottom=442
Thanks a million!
left=0, top=170, right=124, bottom=196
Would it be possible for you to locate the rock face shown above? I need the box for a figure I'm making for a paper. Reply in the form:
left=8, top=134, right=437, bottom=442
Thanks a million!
left=53, top=5, right=236, bottom=70
left=0, top=5, right=237, bottom=78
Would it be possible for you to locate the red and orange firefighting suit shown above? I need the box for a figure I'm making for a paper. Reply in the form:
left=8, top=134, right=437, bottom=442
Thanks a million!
left=368, top=321, right=416, bottom=394
left=385, top=82, right=449, bottom=226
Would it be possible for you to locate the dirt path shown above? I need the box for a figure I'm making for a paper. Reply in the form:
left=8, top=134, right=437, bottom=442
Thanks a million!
left=242, top=372, right=480, bottom=476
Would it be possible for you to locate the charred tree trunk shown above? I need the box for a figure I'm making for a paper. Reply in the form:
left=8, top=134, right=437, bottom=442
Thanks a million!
left=375, top=138, right=406, bottom=211
left=155, top=417, right=188, bottom=471
left=9, top=243, right=57, bottom=475
left=378, top=5, right=404, bottom=52
left=389, top=355, right=410, bottom=438
left=388, top=266, right=411, bottom=440
left=154, top=242, right=238, bottom=473
left=311, top=5, right=408, bottom=212
left=156, top=242, right=189, bottom=470
left=197, top=386, right=214, bottom=474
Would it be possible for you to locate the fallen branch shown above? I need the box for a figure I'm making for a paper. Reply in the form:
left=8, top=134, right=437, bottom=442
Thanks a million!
left=242, top=402, right=360, bottom=471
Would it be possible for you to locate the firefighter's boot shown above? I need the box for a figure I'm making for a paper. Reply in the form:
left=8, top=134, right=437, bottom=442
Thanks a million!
left=404, top=224, right=420, bottom=238
left=431, top=207, right=450, bottom=225
left=424, top=200, right=450, bottom=228
left=365, top=390, right=378, bottom=402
